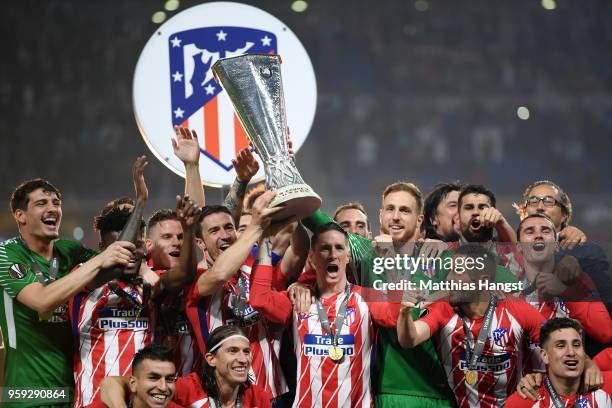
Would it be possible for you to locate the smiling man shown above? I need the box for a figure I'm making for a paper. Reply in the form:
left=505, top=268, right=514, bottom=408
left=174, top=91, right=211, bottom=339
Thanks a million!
left=0, top=178, right=137, bottom=407
left=506, top=318, right=612, bottom=407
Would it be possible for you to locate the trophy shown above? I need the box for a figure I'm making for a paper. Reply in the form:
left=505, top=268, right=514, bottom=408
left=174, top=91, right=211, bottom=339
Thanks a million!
left=212, top=54, right=321, bottom=220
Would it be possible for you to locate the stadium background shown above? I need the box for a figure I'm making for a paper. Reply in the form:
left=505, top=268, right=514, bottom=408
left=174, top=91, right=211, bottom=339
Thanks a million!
left=1, top=0, right=611, bottom=247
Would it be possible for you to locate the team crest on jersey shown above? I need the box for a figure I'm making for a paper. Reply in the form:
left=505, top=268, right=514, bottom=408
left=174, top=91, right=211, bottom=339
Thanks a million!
left=8, top=263, right=27, bottom=279
left=343, top=307, right=356, bottom=326
left=168, top=27, right=277, bottom=170
left=576, top=397, right=589, bottom=408
left=492, top=327, right=509, bottom=347
left=298, top=312, right=315, bottom=321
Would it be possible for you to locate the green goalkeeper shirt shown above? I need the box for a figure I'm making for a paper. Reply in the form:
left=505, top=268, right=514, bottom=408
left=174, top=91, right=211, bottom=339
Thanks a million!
left=0, top=237, right=96, bottom=407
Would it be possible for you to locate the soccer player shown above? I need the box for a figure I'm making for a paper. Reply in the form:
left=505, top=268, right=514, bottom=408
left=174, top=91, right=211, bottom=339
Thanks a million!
left=517, top=213, right=612, bottom=344
left=516, top=180, right=612, bottom=315
left=186, top=192, right=303, bottom=401
left=0, top=178, right=136, bottom=407
left=453, top=184, right=522, bottom=277
left=249, top=222, right=402, bottom=407
left=398, top=245, right=546, bottom=408
left=506, top=318, right=612, bottom=407
left=333, top=201, right=371, bottom=239
left=298, top=182, right=457, bottom=408
left=90, top=344, right=180, bottom=408
left=99, top=326, right=272, bottom=407
left=71, top=196, right=200, bottom=406
left=422, top=182, right=462, bottom=241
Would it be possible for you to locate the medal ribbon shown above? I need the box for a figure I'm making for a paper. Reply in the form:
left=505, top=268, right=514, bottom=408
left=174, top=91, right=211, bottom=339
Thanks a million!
left=315, top=284, right=351, bottom=347
left=18, top=237, right=59, bottom=285
left=460, top=295, right=498, bottom=372
left=545, top=376, right=582, bottom=408
left=108, top=277, right=151, bottom=313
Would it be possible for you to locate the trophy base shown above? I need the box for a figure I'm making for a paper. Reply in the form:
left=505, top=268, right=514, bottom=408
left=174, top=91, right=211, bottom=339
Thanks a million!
left=269, top=184, right=322, bottom=221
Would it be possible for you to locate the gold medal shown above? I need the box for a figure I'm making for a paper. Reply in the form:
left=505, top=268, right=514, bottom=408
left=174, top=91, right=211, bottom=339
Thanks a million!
left=328, top=345, right=344, bottom=361
left=465, top=369, right=477, bottom=385
left=162, top=335, right=178, bottom=349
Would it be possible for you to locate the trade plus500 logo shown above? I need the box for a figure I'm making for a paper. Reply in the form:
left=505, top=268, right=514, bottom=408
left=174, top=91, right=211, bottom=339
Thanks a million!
left=98, top=307, right=149, bottom=330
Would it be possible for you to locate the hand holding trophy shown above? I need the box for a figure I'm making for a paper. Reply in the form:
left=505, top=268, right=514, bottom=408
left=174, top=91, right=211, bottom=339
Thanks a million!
left=212, top=54, right=321, bottom=220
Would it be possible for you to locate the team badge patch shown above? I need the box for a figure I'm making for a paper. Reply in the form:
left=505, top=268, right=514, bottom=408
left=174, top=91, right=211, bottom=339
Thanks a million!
left=9, top=263, right=27, bottom=279
left=343, top=307, right=356, bottom=326
left=169, top=27, right=277, bottom=170
left=492, top=327, right=509, bottom=347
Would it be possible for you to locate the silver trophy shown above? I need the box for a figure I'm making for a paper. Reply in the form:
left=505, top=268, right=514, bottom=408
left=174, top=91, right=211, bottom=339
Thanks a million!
left=212, top=54, right=321, bottom=220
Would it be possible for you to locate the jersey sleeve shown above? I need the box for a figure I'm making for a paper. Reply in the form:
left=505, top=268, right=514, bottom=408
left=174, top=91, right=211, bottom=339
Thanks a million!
left=419, top=302, right=451, bottom=335
left=0, top=242, right=37, bottom=298
left=594, top=348, right=612, bottom=371
left=172, top=373, right=205, bottom=406
left=296, top=263, right=317, bottom=287
left=249, top=264, right=293, bottom=324
left=511, top=300, right=545, bottom=345
left=367, top=299, right=401, bottom=328
left=244, top=383, right=273, bottom=408
left=504, top=391, right=536, bottom=408
left=566, top=301, right=612, bottom=345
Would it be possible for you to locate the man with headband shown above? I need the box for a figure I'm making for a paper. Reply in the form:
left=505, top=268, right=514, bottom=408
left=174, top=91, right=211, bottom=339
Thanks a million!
left=98, top=326, right=271, bottom=407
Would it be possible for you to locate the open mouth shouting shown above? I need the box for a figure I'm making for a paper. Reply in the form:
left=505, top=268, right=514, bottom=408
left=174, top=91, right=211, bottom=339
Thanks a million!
left=168, top=250, right=181, bottom=258
left=532, top=241, right=546, bottom=252
left=470, top=219, right=481, bottom=231
left=219, top=242, right=231, bottom=252
left=326, top=264, right=340, bottom=279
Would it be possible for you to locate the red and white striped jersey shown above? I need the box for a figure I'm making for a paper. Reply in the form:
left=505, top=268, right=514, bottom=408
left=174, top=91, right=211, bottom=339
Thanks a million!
left=420, top=299, right=545, bottom=408
left=185, top=255, right=288, bottom=398
left=505, top=383, right=612, bottom=407
left=172, top=372, right=272, bottom=408
left=249, top=264, right=401, bottom=408
left=69, top=280, right=155, bottom=406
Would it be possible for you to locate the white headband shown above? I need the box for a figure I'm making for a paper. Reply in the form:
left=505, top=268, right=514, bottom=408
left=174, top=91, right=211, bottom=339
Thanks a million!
left=208, top=334, right=250, bottom=353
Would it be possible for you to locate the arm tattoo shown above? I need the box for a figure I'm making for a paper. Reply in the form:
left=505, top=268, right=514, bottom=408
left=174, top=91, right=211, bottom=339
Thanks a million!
left=223, top=178, right=248, bottom=210
left=256, top=239, right=273, bottom=265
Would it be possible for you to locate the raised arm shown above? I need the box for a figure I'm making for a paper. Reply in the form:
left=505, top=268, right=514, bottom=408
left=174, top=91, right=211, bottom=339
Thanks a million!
left=223, top=147, right=259, bottom=223
left=396, top=302, right=432, bottom=349
left=279, top=221, right=310, bottom=281
left=172, top=126, right=205, bottom=207
left=196, top=191, right=282, bottom=297
left=250, top=237, right=293, bottom=324
left=159, top=196, right=201, bottom=293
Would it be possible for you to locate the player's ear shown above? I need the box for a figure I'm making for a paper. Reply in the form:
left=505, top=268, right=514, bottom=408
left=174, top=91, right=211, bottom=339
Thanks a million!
left=540, top=347, right=549, bottom=365
left=144, top=238, right=153, bottom=252
left=128, top=375, right=138, bottom=394
left=13, top=209, right=26, bottom=225
left=205, top=352, right=217, bottom=368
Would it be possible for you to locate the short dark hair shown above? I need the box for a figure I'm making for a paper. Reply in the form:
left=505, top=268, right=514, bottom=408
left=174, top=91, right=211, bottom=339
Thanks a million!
left=540, top=317, right=583, bottom=348
left=200, top=325, right=250, bottom=399
left=195, top=205, right=233, bottom=239
left=132, top=344, right=174, bottom=375
left=458, top=184, right=496, bottom=209
left=94, top=206, right=133, bottom=234
left=516, top=213, right=558, bottom=242
left=310, top=222, right=349, bottom=247
left=146, top=209, right=178, bottom=237
left=10, top=179, right=61, bottom=213
left=422, top=182, right=462, bottom=239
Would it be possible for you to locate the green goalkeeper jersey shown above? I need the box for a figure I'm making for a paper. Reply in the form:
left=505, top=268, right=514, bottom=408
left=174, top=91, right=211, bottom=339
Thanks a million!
left=304, top=210, right=519, bottom=403
left=303, top=210, right=455, bottom=401
left=0, top=237, right=96, bottom=407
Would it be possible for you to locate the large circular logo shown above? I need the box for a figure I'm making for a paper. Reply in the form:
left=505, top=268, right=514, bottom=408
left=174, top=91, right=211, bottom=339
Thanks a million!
left=133, top=2, right=317, bottom=186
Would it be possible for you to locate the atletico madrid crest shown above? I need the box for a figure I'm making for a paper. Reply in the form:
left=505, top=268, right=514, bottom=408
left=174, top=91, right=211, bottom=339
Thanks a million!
left=169, top=27, right=277, bottom=170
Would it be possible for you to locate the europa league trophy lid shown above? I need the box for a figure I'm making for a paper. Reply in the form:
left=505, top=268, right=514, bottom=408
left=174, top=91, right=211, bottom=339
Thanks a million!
left=212, top=54, right=321, bottom=220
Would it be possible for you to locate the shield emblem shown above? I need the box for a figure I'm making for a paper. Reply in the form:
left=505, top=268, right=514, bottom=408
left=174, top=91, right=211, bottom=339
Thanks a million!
left=168, top=27, right=277, bottom=170
left=492, top=327, right=509, bottom=347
